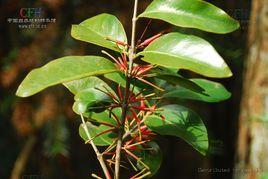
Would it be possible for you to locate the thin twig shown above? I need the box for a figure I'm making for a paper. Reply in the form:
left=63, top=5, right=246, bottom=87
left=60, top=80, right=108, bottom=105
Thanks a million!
left=135, top=171, right=151, bottom=179
left=80, top=114, right=111, bottom=179
left=130, top=168, right=147, bottom=179
left=137, top=19, right=152, bottom=45
left=92, top=173, right=103, bottom=179
left=85, top=128, right=115, bottom=145
left=11, top=135, right=36, bottom=179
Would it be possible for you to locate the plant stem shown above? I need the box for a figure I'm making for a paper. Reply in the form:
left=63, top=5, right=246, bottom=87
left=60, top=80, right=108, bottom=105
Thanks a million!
left=114, top=0, right=138, bottom=178
left=11, top=135, right=36, bottom=179
left=80, top=114, right=111, bottom=179
left=129, top=0, right=139, bottom=73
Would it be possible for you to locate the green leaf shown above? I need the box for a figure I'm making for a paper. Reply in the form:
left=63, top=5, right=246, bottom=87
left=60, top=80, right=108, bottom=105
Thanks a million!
left=90, top=108, right=121, bottom=126
left=152, top=67, right=204, bottom=93
left=79, top=122, right=115, bottom=146
left=104, top=72, right=141, bottom=94
left=138, top=0, right=239, bottom=34
left=136, top=142, right=162, bottom=176
left=64, top=76, right=122, bottom=122
left=71, top=13, right=127, bottom=51
left=72, top=89, right=111, bottom=115
left=139, top=32, right=232, bottom=78
left=145, top=105, right=209, bottom=155
left=16, top=56, right=117, bottom=97
left=163, top=78, right=231, bottom=103
left=64, top=76, right=109, bottom=95
left=104, top=72, right=126, bottom=87
left=64, top=76, right=114, bottom=116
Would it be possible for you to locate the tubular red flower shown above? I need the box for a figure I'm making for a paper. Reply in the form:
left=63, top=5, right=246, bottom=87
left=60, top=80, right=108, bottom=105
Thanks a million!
left=138, top=33, right=162, bottom=47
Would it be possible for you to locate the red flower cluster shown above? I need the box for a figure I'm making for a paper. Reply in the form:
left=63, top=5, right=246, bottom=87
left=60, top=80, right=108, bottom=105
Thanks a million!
left=97, top=31, right=168, bottom=177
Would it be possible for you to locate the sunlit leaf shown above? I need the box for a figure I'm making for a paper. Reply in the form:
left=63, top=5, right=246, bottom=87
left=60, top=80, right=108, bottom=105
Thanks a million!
left=64, top=76, right=114, bottom=116
left=79, top=122, right=116, bottom=146
left=139, top=33, right=232, bottom=78
left=64, top=76, right=108, bottom=95
left=163, top=78, right=231, bottom=102
left=90, top=108, right=122, bottom=126
left=136, top=142, right=162, bottom=176
left=71, top=13, right=127, bottom=51
left=139, top=0, right=240, bottom=34
left=152, top=67, right=204, bottom=93
left=72, top=90, right=111, bottom=115
left=104, top=72, right=141, bottom=94
left=104, top=72, right=126, bottom=87
left=145, top=105, right=209, bottom=155
left=16, top=56, right=117, bottom=97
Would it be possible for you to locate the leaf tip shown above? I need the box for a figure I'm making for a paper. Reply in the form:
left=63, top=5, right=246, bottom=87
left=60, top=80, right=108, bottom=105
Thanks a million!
left=228, top=19, right=241, bottom=33
left=201, top=151, right=207, bottom=156
left=70, top=24, right=80, bottom=39
left=226, top=69, right=233, bottom=78
left=226, top=91, right=232, bottom=100
left=15, top=87, right=30, bottom=98
left=235, top=20, right=241, bottom=29
left=220, top=66, right=233, bottom=78
left=15, top=89, right=22, bottom=97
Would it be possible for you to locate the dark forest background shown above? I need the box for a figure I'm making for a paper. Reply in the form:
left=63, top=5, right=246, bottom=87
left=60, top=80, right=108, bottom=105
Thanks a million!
left=0, top=0, right=252, bottom=178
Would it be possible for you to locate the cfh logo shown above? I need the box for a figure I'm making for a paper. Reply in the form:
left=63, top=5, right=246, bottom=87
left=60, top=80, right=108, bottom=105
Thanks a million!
left=19, top=8, right=42, bottom=18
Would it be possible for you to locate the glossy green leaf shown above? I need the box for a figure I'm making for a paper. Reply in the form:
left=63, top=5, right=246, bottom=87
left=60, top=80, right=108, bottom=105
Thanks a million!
left=139, top=0, right=240, bottom=34
left=64, top=76, right=109, bottom=95
left=71, top=13, right=127, bottom=51
left=104, top=72, right=141, bottom=94
left=145, top=105, right=208, bottom=155
left=79, top=122, right=116, bottom=146
left=163, top=78, right=231, bottom=103
left=90, top=108, right=121, bottom=126
left=152, top=67, right=204, bottom=93
left=73, top=101, right=91, bottom=116
left=64, top=76, right=114, bottom=116
left=139, top=33, right=232, bottom=78
left=72, top=90, right=110, bottom=115
left=16, top=56, right=117, bottom=97
left=136, top=142, right=162, bottom=176
left=104, top=72, right=126, bottom=87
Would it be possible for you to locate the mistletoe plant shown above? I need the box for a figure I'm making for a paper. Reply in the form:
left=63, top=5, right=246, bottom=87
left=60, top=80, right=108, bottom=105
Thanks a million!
left=16, top=0, right=239, bottom=178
